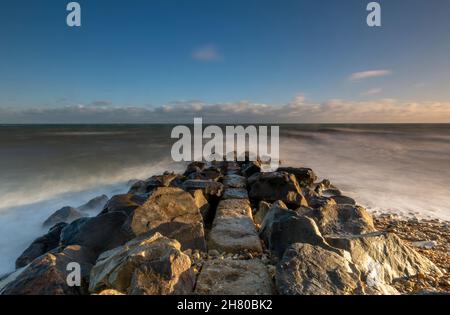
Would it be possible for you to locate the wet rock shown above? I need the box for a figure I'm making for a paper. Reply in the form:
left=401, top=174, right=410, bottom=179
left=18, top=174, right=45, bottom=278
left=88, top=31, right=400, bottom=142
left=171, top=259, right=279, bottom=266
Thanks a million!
left=276, top=167, right=317, bottom=187
left=99, top=193, right=146, bottom=216
left=260, top=201, right=339, bottom=258
left=326, top=232, right=443, bottom=288
left=78, top=195, right=109, bottom=212
left=127, top=187, right=206, bottom=251
left=248, top=172, right=308, bottom=207
left=223, top=175, right=247, bottom=188
left=183, top=161, right=206, bottom=176
left=61, top=212, right=132, bottom=258
left=300, top=204, right=376, bottom=236
left=89, top=233, right=194, bottom=295
left=128, top=173, right=183, bottom=194
left=16, top=222, right=67, bottom=269
left=208, top=199, right=262, bottom=254
left=2, top=245, right=95, bottom=295
left=276, top=243, right=363, bottom=295
left=195, top=259, right=273, bottom=295
left=330, top=195, right=356, bottom=206
left=222, top=188, right=249, bottom=200
left=241, top=161, right=261, bottom=177
left=43, top=206, right=84, bottom=228
left=187, top=167, right=222, bottom=181
left=182, top=179, right=224, bottom=199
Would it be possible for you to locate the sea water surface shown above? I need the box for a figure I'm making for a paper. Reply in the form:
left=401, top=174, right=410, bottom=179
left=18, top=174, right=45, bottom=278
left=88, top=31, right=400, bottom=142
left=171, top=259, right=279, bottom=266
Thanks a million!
left=0, top=124, right=449, bottom=275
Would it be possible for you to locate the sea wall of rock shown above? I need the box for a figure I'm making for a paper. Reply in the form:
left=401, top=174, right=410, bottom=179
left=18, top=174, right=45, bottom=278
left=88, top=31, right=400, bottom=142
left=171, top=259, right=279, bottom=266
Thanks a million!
left=0, top=157, right=445, bottom=295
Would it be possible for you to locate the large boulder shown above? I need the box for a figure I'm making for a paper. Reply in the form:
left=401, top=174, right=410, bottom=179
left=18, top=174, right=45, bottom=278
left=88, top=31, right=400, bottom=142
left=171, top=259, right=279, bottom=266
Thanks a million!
left=189, top=189, right=210, bottom=220
left=276, top=167, right=317, bottom=187
left=195, top=259, right=274, bottom=295
left=187, top=167, right=222, bottom=181
left=43, top=206, right=84, bottom=228
left=223, top=175, right=247, bottom=188
left=222, top=188, right=248, bottom=200
left=182, top=179, right=224, bottom=200
left=1, top=245, right=95, bottom=295
left=78, top=195, right=109, bottom=212
left=16, top=222, right=67, bottom=269
left=241, top=161, right=261, bottom=177
left=208, top=199, right=262, bottom=254
left=276, top=243, right=363, bottom=295
left=61, top=212, right=132, bottom=258
left=260, top=201, right=339, bottom=258
left=126, top=187, right=206, bottom=251
left=129, top=173, right=183, bottom=194
left=89, top=233, right=194, bottom=295
left=99, top=193, right=146, bottom=216
left=326, top=232, right=443, bottom=292
left=248, top=172, right=308, bottom=207
left=298, top=203, right=376, bottom=236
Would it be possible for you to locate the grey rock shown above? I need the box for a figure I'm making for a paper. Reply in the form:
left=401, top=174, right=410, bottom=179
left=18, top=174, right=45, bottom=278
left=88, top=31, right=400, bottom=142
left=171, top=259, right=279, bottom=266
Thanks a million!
left=222, top=188, right=249, bottom=200
left=195, top=259, right=274, bottom=295
left=43, top=206, right=84, bottom=228
left=276, top=243, right=363, bottom=295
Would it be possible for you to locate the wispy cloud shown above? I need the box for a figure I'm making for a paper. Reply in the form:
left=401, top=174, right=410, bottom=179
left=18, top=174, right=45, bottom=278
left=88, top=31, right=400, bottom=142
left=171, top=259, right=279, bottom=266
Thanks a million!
left=361, top=88, right=382, bottom=96
left=2, top=96, right=450, bottom=123
left=191, top=44, right=222, bottom=62
left=349, top=69, right=392, bottom=81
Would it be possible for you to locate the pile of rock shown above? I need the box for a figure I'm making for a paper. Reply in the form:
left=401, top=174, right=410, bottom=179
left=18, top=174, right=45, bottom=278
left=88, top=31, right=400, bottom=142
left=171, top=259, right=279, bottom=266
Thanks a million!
left=0, top=158, right=445, bottom=295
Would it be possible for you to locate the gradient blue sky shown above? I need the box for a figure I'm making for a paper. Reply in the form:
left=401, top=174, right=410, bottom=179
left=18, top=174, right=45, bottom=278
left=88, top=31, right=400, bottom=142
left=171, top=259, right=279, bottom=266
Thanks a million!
left=1, top=0, right=450, bottom=123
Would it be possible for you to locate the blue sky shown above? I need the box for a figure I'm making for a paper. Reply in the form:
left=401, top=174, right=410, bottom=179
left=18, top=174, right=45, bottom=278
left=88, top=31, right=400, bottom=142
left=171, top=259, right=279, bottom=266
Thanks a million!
left=1, top=0, right=450, bottom=123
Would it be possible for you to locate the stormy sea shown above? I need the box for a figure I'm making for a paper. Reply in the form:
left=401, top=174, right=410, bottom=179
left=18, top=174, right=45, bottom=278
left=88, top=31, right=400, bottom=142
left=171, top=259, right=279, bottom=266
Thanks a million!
left=0, top=123, right=449, bottom=275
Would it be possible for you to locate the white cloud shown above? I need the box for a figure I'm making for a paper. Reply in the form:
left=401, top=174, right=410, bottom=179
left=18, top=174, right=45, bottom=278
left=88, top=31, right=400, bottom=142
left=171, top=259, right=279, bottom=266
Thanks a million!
left=349, top=69, right=392, bottom=81
left=192, top=44, right=222, bottom=61
left=2, top=96, right=450, bottom=123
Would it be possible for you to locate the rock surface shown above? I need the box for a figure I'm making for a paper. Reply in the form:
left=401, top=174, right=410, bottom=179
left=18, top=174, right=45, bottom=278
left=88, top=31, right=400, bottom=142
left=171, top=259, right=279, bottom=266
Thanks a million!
left=208, top=199, right=262, bottom=254
left=195, top=259, right=273, bottom=295
left=248, top=172, right=308, bottom=207
left=16, top=222, right=67, bottom=269
left=89, top=233, right=194, bottom=295
left=276, top=243, right=363, bottom=295
left=127, top=187, right=206, bottom=251
left=43, top=206, right=84, bottom=227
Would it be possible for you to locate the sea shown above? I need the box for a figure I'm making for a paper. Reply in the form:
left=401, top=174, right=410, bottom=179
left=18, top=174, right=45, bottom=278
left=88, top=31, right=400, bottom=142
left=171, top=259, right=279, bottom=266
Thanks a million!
left=0, top=123, right=449, bottom=275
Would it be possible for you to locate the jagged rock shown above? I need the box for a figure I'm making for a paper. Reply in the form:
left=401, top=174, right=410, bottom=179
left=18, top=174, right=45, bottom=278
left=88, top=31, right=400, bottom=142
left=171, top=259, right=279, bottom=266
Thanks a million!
left=183, top=161, right=206, bottom=176
left=126, top=187, right=206, bottom=251
left=195, top=259, right=273, bottom=295
left=189, top=189, right=210, bottom=220
left=222, top=188, right=248, bottom=200
left=326, top=232, right=443, bottom=290
left=248, top=172, right=308, bottom=207
left=128, top=173, right=183, bottom=194
left=99, top=193, right=146, bottom=216
left=15, top=222, right=67, bottom=269
left=277, top=167, right=317, bottom=187
left=254, top=201, right=271, bottom=226
left=78, top=195, right=109, bottom=212
left=276, top=243, right=363, bottom=295
left=43, top=206, right=84, bottom=228
left=1, top=245, right=95, bottom=295
left=260, top=201, right=339, bottom=258
left=241, top=161, right=261, bottom=177
left=298, top=204, right=376, bottom=236
left=330, top=195, right=356, bottom=206
left=61, top=212, right=132, bottom=258
left=208, top=199, right=262, bottom=254
left=182, top=179, right=224, bottom=199
left=89, top=233, right=194, bottom=295
left=223, top=175, right=247, bottom=188
left=187, top=167, right=222, bottom=181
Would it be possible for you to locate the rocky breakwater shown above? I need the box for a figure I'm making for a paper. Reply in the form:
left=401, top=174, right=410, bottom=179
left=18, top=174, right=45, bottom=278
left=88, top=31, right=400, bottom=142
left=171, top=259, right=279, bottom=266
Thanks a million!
left=0, top=158, right=446, bottom=295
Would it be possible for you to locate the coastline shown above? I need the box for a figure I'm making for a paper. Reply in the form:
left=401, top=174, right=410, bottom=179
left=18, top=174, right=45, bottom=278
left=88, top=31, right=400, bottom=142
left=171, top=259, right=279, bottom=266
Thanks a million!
left=0, top=158, right=448, bottom=295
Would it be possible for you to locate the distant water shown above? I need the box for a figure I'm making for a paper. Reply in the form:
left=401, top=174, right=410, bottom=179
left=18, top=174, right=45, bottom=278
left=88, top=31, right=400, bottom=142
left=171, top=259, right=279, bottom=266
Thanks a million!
left=1, top=124, right=449, bottom=275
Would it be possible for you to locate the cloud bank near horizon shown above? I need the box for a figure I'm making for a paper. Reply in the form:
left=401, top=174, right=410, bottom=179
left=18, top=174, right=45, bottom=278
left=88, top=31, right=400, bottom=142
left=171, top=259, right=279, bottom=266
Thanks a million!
left=1, top=96, right=450, bottom=124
